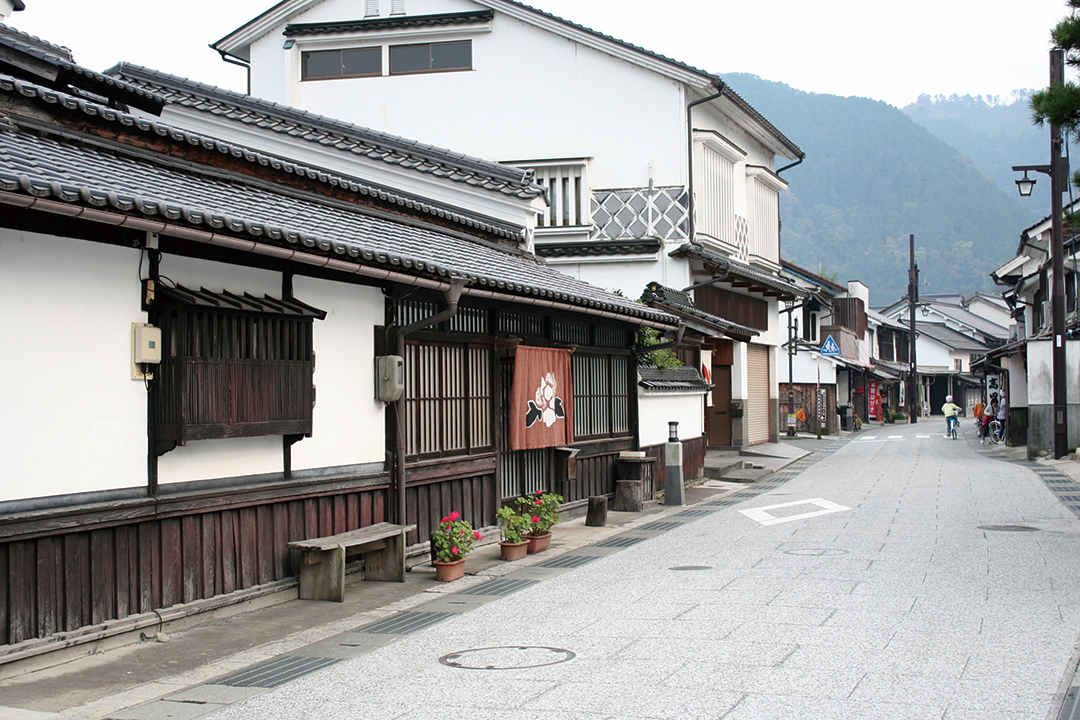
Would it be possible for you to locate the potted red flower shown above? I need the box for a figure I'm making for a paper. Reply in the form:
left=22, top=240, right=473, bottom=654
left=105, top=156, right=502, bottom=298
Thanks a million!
left=515, top=491, right=563, bottom=554
left=430, top=511, right=481, bottom=581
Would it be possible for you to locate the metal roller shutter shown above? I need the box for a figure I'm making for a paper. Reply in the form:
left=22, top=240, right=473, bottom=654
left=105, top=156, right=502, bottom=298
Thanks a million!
left=746, top=344, right=771, bottom=445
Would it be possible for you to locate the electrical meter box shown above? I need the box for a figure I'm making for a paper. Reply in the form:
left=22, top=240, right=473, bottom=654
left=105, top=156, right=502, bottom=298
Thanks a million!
left=132, top=323, right=162, bottom=380
left=375, top=355, right=405, bottom=402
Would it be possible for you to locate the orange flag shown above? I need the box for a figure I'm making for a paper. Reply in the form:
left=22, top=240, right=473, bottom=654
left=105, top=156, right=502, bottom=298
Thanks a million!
left=795, top=408, right=807, bottom=422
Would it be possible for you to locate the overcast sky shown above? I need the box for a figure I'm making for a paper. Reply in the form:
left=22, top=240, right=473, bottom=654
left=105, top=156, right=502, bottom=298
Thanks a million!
left=6, top=0, right=1073, bottom=108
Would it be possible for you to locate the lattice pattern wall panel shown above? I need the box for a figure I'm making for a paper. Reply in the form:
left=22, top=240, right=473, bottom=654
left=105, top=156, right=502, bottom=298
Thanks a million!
left=591, top=187, right=688, bottom=241
left=735, top=215, right=749, bottom=262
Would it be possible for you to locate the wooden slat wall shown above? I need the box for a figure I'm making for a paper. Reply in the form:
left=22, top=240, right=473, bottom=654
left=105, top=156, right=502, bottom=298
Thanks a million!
left=0, top=487, right=389, bottom=647
left=408, top=471, right=498, bottom=547
left=644, top=436, right=707, bottom=494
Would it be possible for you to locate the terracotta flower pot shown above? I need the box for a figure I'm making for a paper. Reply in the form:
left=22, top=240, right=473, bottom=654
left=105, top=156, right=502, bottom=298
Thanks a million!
left=526, top=533, right=552, bottom=554
left=433, top=559, right=465, bottom=582
left=499, top=540, right=529, bottom=561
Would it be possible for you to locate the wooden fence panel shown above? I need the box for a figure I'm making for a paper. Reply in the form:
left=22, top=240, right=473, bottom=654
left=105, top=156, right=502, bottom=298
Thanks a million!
left=0, top=481, right=392, bottom=649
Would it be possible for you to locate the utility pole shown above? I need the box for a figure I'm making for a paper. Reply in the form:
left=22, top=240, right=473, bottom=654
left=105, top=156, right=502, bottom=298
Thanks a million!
left=1051, top=49, right=1068, bottom=458
left=908, top=233, right=918, bottom=424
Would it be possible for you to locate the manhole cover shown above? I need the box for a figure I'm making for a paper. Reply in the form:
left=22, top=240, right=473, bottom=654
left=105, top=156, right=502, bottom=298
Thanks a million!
left=439, top=646, right=575, bottom=670
left=669, top=565, right=713, bottom=571
left=782, top=548, right=849, bottom=556
left=978, top=525, right=1039, bottom=532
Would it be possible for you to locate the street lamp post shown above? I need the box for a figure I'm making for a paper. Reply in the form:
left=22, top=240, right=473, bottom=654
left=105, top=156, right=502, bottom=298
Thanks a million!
left=1011, top=48, right=1068, bottom=459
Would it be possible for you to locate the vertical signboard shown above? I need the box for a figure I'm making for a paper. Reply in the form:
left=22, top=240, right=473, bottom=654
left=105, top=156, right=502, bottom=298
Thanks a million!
left=868, top=380, right=881, bottom=421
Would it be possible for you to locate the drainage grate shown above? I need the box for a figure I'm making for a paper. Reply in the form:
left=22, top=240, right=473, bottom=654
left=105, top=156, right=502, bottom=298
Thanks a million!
left=459, top=579, right=538, bottom=596
left=674, top=509, right=718, bottom=517
left=978, top=525, right=1040, bottom=533
left=214, top=656, right=338, bottom=688
left=729, top=492, right=760, bottom=498
left=1060, top=495, right=1080, bottom=502
left=634, top=521, right=684, bottom=532
left=595, top=536, right=646, bottom=548
left=534, top=554, right=597, bottom=569
left=357, top=610, right=454, bottom=635
left=705, top=499, right=738, bottom=507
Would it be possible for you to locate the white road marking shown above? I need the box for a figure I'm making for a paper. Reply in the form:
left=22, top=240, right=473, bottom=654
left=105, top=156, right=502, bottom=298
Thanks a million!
left=888, top=435, right=902, bottom=439
left=916, top=434, right=930, bottom=439
left=740, top=498, right=851, bottom=526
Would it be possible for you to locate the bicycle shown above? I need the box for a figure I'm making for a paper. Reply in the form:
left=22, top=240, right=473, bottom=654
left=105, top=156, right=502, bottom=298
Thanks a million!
left=987, top=419, right=1005, bottom=445
left=947, top=416, right=959, bottom=440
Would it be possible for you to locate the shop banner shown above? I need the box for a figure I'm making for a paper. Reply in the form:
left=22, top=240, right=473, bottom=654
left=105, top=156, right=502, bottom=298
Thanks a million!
left=868, top=380, right=881, bottom=421
left=509, top=346, right=575, bottom=450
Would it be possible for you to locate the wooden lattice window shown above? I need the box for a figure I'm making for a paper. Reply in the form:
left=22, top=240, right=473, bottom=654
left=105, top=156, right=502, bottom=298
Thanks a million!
left=572, top=353, right=631, bottom=440
left=151, top=286, right=325, bottom=456
left=403, top=341, right=493, bottom=459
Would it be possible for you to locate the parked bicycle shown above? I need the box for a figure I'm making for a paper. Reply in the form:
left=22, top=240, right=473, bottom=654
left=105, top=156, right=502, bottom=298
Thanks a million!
left=987, top=419, right=1004, bottom=445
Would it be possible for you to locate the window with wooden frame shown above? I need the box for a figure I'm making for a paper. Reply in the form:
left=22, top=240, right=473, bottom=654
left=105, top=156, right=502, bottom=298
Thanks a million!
left=403, top=341, right=493, bottom=459
left=151, top=286, right=325, bottom=456
left=571, top=353, right=631, bottom=440
left=389, top=40, right=471, bottom=75
left=301, top=47, right=382, bottom=80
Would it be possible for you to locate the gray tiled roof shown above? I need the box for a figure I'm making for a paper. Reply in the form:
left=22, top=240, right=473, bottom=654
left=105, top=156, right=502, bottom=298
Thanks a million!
left=671, top=244, right=807, bottom=301
left=0, top=73, right=676, bottom=328
left=640, top=282, right=759, bottom=339
left=0, top=24, right=164, bottom=114
left=107, top=64, right=544, bottom=202
left=285, top=10, right=494, bottom=36
left=536, top=239, right=661, bottom=258
left=638, top=366, right=710, bottom=393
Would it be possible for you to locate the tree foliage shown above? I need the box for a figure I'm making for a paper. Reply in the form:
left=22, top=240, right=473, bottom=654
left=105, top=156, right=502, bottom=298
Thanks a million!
left=1030, top=0, right=1080, bottom=222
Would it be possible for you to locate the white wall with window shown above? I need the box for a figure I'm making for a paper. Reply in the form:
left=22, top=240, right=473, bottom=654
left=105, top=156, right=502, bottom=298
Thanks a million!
left=153, top=255, right=386, bottom=484
left=248, top=5, right=688, bottom=197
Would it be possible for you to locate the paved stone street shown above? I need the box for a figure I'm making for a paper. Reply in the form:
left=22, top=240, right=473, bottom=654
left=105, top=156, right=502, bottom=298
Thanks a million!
left=6, top=423, right=1080, bottom=720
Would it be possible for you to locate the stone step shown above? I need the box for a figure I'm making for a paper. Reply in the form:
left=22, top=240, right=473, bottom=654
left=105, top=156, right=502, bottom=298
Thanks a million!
left=701, top=460, right=766, bottom=481
left=720, top=468, right=773, bottom=484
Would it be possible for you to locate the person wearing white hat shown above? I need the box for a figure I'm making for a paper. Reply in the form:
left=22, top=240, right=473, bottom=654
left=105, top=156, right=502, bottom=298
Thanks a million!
left=942, top=395, right=962, bottom=438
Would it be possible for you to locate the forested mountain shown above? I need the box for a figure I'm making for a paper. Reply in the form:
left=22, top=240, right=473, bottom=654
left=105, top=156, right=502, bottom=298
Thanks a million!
left=903, top=91, right=1058, bottom=204
left=724, top=74, right=1040, bottom=302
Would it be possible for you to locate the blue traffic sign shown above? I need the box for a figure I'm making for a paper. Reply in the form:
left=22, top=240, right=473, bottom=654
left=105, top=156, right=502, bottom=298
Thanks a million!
left=820, top=335, right=840, bottom=356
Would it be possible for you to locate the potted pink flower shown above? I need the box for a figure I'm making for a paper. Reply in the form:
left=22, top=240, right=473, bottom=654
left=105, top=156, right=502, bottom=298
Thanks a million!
left=430, top=511, right=481, bottom=581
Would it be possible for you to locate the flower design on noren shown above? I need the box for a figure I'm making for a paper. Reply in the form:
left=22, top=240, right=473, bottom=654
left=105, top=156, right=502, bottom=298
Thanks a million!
left=524, top=372, right=565, bottom=428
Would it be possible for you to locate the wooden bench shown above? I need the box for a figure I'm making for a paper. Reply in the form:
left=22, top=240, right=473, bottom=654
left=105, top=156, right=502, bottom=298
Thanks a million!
left=288, top=522, right=416, bottom=602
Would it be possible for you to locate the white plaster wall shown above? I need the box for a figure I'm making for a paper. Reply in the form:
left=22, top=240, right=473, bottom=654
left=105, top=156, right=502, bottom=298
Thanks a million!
left=778, top=351, right=838, bottom=385
left=546, top=257, right=670, bottom=299
left=1025, top=340, right=1080, bottom=404
left=638, top=392, right=704, bottom=446
left=1002, top=357, right=1027, bottom=407
left=916, top=337, right=951, bottom=368
left=291, top=276, right=385, bottom=470
left=0, top=231, right=147, bottom=502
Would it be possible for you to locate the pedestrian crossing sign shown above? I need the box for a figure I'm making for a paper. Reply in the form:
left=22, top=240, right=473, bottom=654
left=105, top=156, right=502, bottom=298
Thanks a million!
left=820, top=335, right=840, bottom=356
